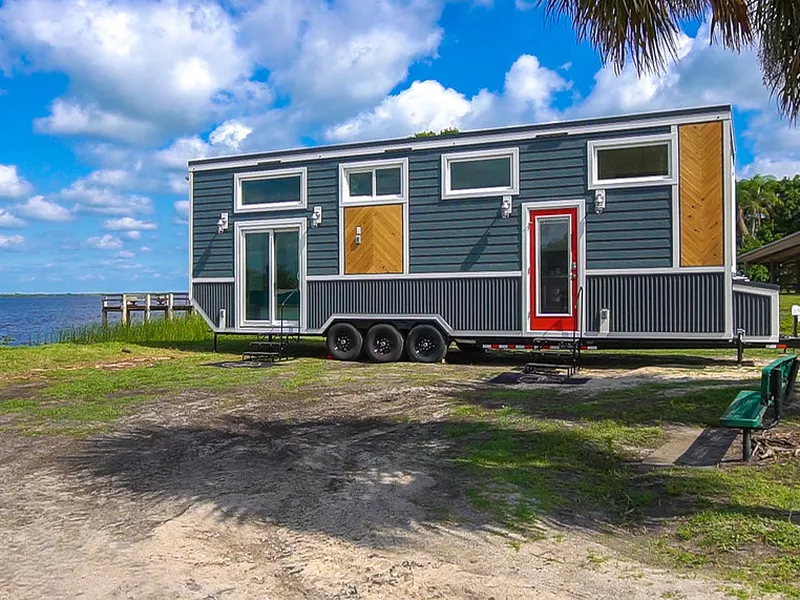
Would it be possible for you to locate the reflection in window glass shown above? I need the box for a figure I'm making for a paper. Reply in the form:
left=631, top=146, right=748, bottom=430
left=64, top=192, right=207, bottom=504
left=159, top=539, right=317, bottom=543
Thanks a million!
left=274, top=231, right=300, bottom=322
left=538, top=217, right=570, bottom=315
left=242, top=176, right=301, bottom=205
left=450, top=157, right=511, bottom=191
left=375, top=167, right=401, bottom=195
left=596, top=144, right=669, bottom=180
left=349, top=172, right=373, bottom=196
left=245, top=233, right=270, bottom=321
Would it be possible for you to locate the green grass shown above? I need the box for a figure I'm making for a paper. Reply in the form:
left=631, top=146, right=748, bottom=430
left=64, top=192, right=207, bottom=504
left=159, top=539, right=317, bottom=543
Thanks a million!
left=58, top=313, right=212, bottom=345
left=781, top=293, right=800, bottom=336
left=464, top=380, right=759, bottom=427
left=445, top=383, right=800, bottom=597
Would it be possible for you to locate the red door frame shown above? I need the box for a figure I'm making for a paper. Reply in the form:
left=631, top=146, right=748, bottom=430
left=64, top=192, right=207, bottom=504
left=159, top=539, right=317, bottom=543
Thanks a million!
left=529, top=207, right=579, bottom=332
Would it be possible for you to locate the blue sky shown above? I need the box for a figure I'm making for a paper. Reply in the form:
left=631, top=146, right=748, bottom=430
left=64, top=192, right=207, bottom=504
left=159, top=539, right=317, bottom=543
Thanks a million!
left=0, top=0, right=797, bottom=294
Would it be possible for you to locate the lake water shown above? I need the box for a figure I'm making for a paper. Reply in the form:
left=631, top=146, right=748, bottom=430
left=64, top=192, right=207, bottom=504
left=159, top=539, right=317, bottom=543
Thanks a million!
left=0, top=295, right=102, bottom=346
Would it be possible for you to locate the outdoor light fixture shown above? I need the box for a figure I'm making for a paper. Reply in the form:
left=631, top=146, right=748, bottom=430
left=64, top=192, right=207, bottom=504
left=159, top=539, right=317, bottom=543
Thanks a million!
left=311, top=205, right=323, bottom=227
left=594, top=189, right=606, bottom=214
left=501, top=195, right=513, bottom=219
left=217, top=212, right=229, bottom=234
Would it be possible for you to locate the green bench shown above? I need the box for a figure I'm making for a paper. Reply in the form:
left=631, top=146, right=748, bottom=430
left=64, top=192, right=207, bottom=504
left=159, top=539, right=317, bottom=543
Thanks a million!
left=720, top=354, right=799, bottom=461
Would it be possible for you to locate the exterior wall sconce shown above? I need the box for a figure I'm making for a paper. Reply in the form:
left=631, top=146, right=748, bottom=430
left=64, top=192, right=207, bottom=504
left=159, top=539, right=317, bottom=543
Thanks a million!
left=311, top=205, right=323, bottom=227
left=501, top=195, right=513, bottom=219
left=217, top=212, right=229, bottom=234
left=594, top=189, right=606, bottom=214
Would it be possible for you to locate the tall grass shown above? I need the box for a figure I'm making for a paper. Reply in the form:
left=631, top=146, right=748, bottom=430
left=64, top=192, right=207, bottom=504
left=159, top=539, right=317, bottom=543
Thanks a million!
left=58, top=314, right=211, bottom=345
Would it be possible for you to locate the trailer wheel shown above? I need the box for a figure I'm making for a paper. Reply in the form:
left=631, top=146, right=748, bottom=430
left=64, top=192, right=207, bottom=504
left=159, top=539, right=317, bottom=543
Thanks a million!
left=326, top=323, right=363, bottom=361
left=364, top=324, right=404, bottom=363
left=407, top=325, right=448, bottom=363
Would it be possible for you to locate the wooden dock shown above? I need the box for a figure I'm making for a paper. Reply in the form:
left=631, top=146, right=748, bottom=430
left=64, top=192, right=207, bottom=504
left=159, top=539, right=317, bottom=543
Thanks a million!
left=101, top=293, right=193, bottom=325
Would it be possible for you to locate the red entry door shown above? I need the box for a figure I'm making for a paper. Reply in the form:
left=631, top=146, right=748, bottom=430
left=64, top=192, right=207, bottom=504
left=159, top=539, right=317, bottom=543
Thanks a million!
left=529, top=208, right=579, bottom=332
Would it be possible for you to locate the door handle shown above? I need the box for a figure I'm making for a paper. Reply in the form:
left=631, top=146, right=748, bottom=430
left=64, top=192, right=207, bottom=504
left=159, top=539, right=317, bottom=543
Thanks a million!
left=355, top=226, right=362, bottom=245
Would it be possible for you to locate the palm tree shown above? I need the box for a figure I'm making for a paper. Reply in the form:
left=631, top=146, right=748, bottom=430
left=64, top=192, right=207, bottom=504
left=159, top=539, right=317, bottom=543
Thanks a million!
left=736, top=174, right=779, bottom=238
left=538, top=0, right=800, bottom=121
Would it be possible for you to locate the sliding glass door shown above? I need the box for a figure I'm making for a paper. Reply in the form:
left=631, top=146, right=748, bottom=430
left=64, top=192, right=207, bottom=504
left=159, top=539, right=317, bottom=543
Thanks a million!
left=239, top=224, right=302, bottom=327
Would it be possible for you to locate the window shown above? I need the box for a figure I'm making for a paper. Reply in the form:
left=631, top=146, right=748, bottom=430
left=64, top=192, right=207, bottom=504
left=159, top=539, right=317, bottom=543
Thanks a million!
left=234, top=167, right=307, bottom=212
left=588, top=135, right=676, bottom=189
left=441, top=148, right=519, bottom=200
left=340, top=158, right=407, bottom=204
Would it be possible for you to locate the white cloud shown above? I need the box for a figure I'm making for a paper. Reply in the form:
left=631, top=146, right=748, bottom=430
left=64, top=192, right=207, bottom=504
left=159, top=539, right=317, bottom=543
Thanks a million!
left=102, top=217, right=157, bottom=231
left=243, top=0, right=443, bottom=117
left=61, top=178, right=153, bottom=215
left=123, top=231, right=142, bottom=240
left=0, top=234, right=24, bottom=248
left=504, top=54, right=570, bottom=121
left=35, top=100, right=157, bottom=143
left=1, top=0, right=255, bottom=141
left=157, top=119, right=253, bottom=168
left=174, top=200, right=190, bottom=218
left=86, top=234, right=122, bottom=250
left=327, top=55, right=568, bottom=142
left=0, top=209, right=25, bottom=228
left=13, top=195, right=72, bottom=222
left=167, top=173, right=189, bottom=194
left=0, top=164, right=32, bottom=198
left=740, top=158, right=800, bottom=179
left=327, top=80, right=476, bottom=141
left=116, top=250, right=135, bottom=259
left=140, top=246, right=151, bottom=252
left=208, top=120, right=253, bottom=148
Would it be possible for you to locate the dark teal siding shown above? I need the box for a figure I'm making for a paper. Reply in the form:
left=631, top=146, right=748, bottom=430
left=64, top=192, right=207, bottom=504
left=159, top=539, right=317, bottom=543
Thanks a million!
left=192, top=161, right=339, bottom=278
left=192, top=126, right=673, bottom=278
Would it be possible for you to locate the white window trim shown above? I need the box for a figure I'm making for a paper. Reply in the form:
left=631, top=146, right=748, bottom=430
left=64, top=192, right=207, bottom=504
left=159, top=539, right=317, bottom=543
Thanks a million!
left=338, top=157, right=410, bottom=276
left=441, top=147, right=520, bottom=200
left=587, top=133, right=677, bottom=190
left=234, top=217, right=307, bottom=331
left=340, top=157, right=408, bottom=206
left=234, top=167, right=307, bottom=213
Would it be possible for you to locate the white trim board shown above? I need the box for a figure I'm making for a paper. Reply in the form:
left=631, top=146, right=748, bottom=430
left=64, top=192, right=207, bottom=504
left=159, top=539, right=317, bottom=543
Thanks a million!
left=188, top=171, right=194, bottom=301
left=192, top=277, right=235, bottom=284
left=189, top=109, right=731, bottom=172
left=307, top=271, right=523, bottom=282
left=586, top=267, right=726, bottom=276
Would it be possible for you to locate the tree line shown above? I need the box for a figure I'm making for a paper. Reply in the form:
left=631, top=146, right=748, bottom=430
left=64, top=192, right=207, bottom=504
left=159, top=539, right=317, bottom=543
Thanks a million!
left=737, top=174, right=800, bottom=285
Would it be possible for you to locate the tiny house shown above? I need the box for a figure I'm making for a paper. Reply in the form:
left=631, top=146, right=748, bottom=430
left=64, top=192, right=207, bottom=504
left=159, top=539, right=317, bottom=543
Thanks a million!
left=188, top=105, right=780, bottom=362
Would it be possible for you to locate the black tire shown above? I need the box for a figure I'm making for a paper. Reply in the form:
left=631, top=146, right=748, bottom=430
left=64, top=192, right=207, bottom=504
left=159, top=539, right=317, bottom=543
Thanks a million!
left=364, top=324, right=404, bottom=363
left=326, top=323, right=363, bottom=361
left=407, top=324, right=448, bottom=363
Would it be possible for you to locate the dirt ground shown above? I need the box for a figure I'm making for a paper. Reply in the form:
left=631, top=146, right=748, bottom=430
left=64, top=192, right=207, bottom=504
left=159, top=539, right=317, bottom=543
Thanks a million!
left=0, top=361, right=759, bottom=600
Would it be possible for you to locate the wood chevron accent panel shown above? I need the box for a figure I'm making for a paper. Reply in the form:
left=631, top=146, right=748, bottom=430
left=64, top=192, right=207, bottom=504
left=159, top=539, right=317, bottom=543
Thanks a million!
left=344, top=204, right=403, bottom=274
left=679, top=122, right=724, bottom=267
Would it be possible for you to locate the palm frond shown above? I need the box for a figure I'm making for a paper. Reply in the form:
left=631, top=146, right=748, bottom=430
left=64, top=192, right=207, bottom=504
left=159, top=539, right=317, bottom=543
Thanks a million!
left=754, top=0, right=800, bottom=121
left=537, top=0, right=751, bottom=74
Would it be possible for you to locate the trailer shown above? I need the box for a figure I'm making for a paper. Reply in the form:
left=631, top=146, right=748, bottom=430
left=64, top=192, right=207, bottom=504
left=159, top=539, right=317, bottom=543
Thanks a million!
left=187, top=104, right=780, bottom=363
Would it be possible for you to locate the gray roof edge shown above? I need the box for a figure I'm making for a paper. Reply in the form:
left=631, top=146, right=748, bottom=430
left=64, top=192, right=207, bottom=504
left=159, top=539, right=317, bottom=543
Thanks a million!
left=187, top=104, right=732, bottom=168
left=738, top=230, right=800, bottom=262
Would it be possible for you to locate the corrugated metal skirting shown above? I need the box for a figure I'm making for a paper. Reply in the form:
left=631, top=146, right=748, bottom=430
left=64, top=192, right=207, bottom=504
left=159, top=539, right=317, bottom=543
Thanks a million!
left=733, top=291, right=772, bottom=338
left=308, top=277, right=521, bottom=332
left=585, top=272, right=725, bottom=334
left=193, top=282, right=235, bottom=328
